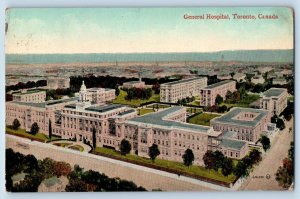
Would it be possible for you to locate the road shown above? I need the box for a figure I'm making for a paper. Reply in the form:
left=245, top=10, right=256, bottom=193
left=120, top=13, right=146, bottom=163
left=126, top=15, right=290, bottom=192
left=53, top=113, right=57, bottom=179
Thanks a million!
left=6, top=135, right=221, bottom=192
left=239, top=118, right=294, bottom=191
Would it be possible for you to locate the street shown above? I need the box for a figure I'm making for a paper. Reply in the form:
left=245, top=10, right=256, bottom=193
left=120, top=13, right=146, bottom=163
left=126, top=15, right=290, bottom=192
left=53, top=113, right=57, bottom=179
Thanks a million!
left=239, top=118, right=294, bottom=191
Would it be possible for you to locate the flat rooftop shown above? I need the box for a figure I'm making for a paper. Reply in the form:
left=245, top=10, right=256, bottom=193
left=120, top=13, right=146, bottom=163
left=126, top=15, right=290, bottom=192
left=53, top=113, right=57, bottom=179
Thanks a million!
left=220, top=138, right=246, bottom=150
left=13, top=89, right=45, bottom=95
left=118, top=109, right=136, bottom=116
left=123, top=81, right=143, bottom=84
left=161, top=77, right=206, bottom=86
left=10, top=97, right=79, bottom=109
left=263, top=88, right=286, bottom=98
left=85, top=104, right=125, bottom=113
left=204, top=80, right=234, bottom=89
left=211, top=107, right=269, bottom=128
left=128, top=107, right=210, bottom=133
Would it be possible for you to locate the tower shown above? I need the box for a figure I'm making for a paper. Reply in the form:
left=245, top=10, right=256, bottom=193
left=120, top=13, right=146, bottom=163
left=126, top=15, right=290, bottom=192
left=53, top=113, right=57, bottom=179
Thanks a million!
left=79, top=80, right=87, bottom=102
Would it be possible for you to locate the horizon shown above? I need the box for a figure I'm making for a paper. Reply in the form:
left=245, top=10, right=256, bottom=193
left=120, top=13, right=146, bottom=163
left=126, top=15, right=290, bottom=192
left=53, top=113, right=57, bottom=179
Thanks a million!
left=5, top=48, right=294, bottom=55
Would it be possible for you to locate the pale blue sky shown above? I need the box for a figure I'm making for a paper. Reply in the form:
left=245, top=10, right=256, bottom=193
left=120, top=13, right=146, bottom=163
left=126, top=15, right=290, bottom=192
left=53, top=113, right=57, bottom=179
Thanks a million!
left=5, top=7, right=293, bottom=54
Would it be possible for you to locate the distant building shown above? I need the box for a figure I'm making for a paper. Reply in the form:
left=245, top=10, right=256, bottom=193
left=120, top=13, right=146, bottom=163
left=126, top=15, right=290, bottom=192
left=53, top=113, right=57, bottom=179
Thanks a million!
left=233, top=73, right=246, bottom=82
left=272, top=78, right=287, bottom=85
left=12, top=89, right=46, bottom=103
left=160, top=77, right=207, bottom=103
left=260, top=88, right=288, bottom=116
left=78, top=81, right=115, bottom=105
left=211, top=107, right=271, bottom=143
left=217, top=74, right=231, bottom=80
left=251, top=75, right=265, bottom=84
left=200, top=80, right=236, bottom=106
left=122, top=71, right=146, bottom=89
left=47, top=77, right=70, bottom=89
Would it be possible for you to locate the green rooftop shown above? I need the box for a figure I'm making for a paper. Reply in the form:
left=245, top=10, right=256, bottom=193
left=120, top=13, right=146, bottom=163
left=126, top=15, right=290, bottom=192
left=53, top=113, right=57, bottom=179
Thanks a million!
left=13, top=89, right=45, bottom=95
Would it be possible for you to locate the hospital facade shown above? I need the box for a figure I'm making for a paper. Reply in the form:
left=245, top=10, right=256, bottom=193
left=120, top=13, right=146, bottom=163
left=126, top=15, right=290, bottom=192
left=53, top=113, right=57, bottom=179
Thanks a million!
left=6, top=81, right=286, bottom=166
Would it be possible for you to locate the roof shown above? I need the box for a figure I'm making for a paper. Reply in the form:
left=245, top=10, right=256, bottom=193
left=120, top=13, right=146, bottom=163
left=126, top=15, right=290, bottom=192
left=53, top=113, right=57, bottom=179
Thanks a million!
left=85, top=104, right=125, bottom=113
left=220, top=138, right=246, bottom=150
left=10, top=97, right=79, bottom=109
left=219, top=131, right=237, bottom=139
left=211, top=107, right=269, bottom=128
left=123, top=81, right=142, bottom=84
left=118, top=109, right=136, bottom=116
left=161, top=77, right=206, bottom=86
left=204, top=80, right=234, bottom=89
left=13, top=89, right=45, bottom=96
left=263, top=88, right=286, bottom=98
left=127, top=107, right=210, bottom=133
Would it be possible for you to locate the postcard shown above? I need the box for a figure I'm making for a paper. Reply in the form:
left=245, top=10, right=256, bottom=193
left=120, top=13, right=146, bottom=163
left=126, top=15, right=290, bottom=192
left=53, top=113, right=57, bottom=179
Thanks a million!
left=5, top=7, right=294, bottom=192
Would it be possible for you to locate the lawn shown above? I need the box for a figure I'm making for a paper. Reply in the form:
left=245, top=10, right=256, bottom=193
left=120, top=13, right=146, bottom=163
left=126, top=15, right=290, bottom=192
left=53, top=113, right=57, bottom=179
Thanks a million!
left=138, top=108, right=155, bottom=116
left=222, top=94, right=260, bottom=108
left=6, top=126, right=61, bottom=142
left=187, top=113, right=220, bottom=126
left=186, top=108, right=202, bottom=114
left=113, top=90, right=160, bottom=107
left=69, top=145, right=84, bottom=152
left=94, top=147, right=236, bottom=184
left=146, top=104, right=170, bottom=109
left=53, top=142, right=73, bottom=147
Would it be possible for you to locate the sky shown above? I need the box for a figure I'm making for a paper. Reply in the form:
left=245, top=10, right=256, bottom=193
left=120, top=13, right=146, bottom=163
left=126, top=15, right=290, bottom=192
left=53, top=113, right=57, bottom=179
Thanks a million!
left=5, top=7, right=294, bottom=54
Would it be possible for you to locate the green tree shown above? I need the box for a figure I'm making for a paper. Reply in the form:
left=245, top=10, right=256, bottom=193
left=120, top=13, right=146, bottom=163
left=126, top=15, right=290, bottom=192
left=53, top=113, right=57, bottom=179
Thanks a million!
left=230, top=72, right=235, bottom=78
left=259, top=135, right=271, bottom=152
left=92, top=127, right=97, bottom=149
left=48, top=119, right=52, bottom=140
left=148, top=144, right=160, bottom=162
left=275, top=158, right=294, bottom=189
left=115, top=85, right=120, bottom=96
left=249, top=149, right=262, bottom=165
left=12, top=118, right=21, bottom=130
left=182, top=149, right=194, bottom=166
left=120, top=139, right=131, bottom=155
left=215, top=94, right=223, bottom=105
left=234, top=161, right=249, bottom=178
left=30, top=122, right=39, bottom=135
left=203, top=150, right=216, bottom=170
left=276, top=118, right=285, bottom=130
left=213, top=150, right=225, bottom=171
left=288, top=141, right=294, bottom=161
left=221, top=157, right=233, bottom=177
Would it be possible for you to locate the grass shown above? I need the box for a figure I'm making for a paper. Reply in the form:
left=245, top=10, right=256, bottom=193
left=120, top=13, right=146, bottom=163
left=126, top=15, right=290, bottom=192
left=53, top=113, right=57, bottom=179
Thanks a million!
left=6, top=126, right=61, bottom=142
left=53, top=142, right=73, bottom=147
left=222, top=94, right=260, bottom=108
left=146, top=104, right=170, bottom=109
left=138, top=108, right=155, bottom=116
left=187, top=113, right=220, bottom=126
left=94, top=147, right=236, bottom=184
left=69, top=145, right=84, bottom=152
left=113, top=90, right=160, bottom=107
left=186, top=108, right=202, bottom=114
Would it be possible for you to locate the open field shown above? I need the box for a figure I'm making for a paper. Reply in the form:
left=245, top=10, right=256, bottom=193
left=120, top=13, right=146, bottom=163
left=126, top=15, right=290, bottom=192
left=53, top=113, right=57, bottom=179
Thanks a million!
left=113, top=90, right=160, bottom=107
left=187, top=113, right=221, bottom=126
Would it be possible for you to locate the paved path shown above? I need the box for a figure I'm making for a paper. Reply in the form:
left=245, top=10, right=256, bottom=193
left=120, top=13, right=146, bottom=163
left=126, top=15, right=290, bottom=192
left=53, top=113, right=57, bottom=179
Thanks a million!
left=6, top=134, right=225, bottom=192
left=239, top=118, right=294, bottom=191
